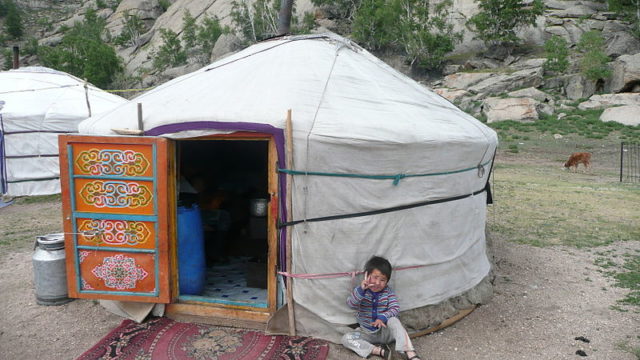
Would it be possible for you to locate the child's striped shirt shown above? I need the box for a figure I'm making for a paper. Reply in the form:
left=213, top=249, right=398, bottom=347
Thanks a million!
left=347, top=285, right=400, bottom=332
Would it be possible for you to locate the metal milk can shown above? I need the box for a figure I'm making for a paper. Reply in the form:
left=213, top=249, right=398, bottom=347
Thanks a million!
left=32, top=233, right=73, bottom=305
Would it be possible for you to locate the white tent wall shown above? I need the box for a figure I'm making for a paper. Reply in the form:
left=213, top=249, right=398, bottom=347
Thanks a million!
left=0, top=67, right=127, bottom=197
left=77, top=33, right=498, bottom=341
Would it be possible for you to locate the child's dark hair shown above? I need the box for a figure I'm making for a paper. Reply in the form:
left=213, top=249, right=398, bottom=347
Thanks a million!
left=364, top=256, right=392, bottom=279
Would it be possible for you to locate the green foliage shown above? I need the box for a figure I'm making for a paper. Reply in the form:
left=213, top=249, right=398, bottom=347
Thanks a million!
left=230, top=0, right=311, bottom=44
left=0, top=1, right=7, bottom=17
left=113, top=10, right=145, bottom=47
left=158, top=0, right=171, bottom=12
left=352, top=0, right=461, bottom=70
left=468, top=0, right=544, bottom=46
left=38, top=8, right=123, bottom=88
left=543, top=35, right=569, bottom=73
left=607, top=0, right=640, bottom=37
left=397, top=0, right=463, bottom=70
left=152, top=28, right=186, bottom=71
left=230, top=0, right=279, bottom=43
left=351, top=0, right=398, bottom=50
left=195, top=16, right=227, bottom=60
left=1, top=48, right=11, bottom=70
left=24, top=37, right=39, bottom=56
left=310, top=0, right=362, bottom=19
left=5, top=0, right=24, bottom=39
left=613, top=254, right=640, bottom=306
left=182, top=10, right=197, bottom=49
left=577, top=31, right=612, bottom=81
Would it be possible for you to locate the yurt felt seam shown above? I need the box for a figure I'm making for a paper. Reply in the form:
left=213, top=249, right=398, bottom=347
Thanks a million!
left=277, top=159, right=493, bottom=186
left=277, top=186, right=487, bottom=228
left=7, top=176, right=60, bottom=183
left=0, top=84, right=79, bottom=95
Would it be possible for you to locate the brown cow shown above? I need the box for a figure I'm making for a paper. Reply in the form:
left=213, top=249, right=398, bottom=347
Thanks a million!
left=564, top=152, right=592, bottom=172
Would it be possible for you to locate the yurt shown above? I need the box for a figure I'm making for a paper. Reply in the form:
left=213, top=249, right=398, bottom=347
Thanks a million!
left=0, top=67, right=127, bottom=197
left=59, top=33, right=497, bottom=342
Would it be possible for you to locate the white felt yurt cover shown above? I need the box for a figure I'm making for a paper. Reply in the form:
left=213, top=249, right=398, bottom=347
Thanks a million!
left=0, top=67, right=127, bottom=197
left=79, top=33, right=498, bottom=338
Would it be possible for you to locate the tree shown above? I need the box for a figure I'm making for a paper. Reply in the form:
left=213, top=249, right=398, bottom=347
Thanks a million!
left=607, top=0, right=640, bottom=37
left=113, top=10, right=146, bottom=48
left=5, top=0, right=23, bottom=39
left=543, top=35, right=569, bottom=73
left=396, top=0, right=462, bottom=70
left=468, top=0, right=543, bottom=53
left=577, top=31, right=611, bottom=82
left=182, top=10, right=197, bottom=49
left=152, top=28, right=187, bottom=71
left=38, top=8, right=123, bottom=88
left=351, top=0, right=462, bottom=70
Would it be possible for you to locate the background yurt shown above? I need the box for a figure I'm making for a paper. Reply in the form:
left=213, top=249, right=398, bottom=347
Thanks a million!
left=59, top=33, right=497, bottom=342
left=0, top=66, right=127, bottom=197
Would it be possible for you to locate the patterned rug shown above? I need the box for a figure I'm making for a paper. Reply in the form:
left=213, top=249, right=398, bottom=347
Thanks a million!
left=77, top=317, right=329, bottom=360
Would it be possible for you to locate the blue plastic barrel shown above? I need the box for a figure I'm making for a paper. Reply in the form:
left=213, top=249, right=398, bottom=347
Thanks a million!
left=177, top=204, right=206, bottom=295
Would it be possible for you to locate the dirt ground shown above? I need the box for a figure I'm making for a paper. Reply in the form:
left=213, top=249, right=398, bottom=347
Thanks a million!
left=0, top=199, right=638, bottom=360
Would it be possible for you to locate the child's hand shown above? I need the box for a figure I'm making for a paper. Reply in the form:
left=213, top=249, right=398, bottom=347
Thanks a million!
left=371, top=319, right=386, bottom=328
left=360, top=272, right=371, bottom=290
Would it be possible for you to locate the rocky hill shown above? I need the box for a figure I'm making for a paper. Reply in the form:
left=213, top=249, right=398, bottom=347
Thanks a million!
left=4, top=0, right=640, bottom=125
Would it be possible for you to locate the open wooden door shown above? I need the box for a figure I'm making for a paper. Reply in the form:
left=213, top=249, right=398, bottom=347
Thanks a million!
left=59, top=135, right=171, bottom=303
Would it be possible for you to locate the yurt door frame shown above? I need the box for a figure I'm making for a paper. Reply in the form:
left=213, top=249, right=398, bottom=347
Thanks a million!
left=166, top=132, right=279, bottom=326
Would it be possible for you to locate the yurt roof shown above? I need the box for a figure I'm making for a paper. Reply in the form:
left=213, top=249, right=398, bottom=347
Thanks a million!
left=0, top=66, right=127, bottom=128
left=79, top=33, right=495, bottom=147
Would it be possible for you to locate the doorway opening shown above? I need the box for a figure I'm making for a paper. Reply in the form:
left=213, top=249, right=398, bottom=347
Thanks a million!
left=176, top=139, right=270, bottom=309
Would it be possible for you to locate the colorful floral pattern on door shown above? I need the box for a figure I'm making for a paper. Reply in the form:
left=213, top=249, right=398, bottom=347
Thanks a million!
left=60, top=136, right=169, bottom=302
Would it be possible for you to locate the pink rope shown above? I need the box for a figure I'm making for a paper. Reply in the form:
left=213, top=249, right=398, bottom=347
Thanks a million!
left=277, top=264, right=429, bottom=281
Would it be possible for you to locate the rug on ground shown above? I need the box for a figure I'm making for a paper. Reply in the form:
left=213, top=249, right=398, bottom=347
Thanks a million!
left=77, top=317, right=330, bottom=360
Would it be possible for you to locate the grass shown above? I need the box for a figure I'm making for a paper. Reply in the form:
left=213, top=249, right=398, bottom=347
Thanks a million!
left=488, top=127, right=640, bottom=313
left=488, top=163, right=640, bottom=248
left=617, top=340, right=640, bottom=359
left=0, top=195, right=62, bottom=251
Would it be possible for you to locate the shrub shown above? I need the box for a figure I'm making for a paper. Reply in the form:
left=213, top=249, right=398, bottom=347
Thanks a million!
left=113, top=10, right=146, bottom=48
left=152, top=28, right=187, bottom=71
left=230, top=0, right=311, bottom=44
left=543, top=35, right=569, bottom=73
left=5, top=0, right=23, bottom=39
left=608, top=0, right=640, bottom=37
left=182, top=10, right=197, bottom=49
left=468, top=0, right=544, bottom=49
left=38, top=8, right=123, bottom=88
left=577, top=31, right=611, bottom=82
left=352, top=0, right=462, bottom=70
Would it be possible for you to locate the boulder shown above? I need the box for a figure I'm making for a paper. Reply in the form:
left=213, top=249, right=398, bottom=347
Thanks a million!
left=210, top=33, right=243, bottom=62
left=508, top=87, right=553, bottom=103
left=434, top=88, right=469, bottom=102
left=443, top=72, right=493, bottom=89
left=482, top=97, right=539, bottom=123
left=603, top=31, right=640, bottom=59
left=600, top=105, right=640, bottom=126
left=565, top=74, right=596, bottom=100
left=608, top=53, right=640, bottom=93
left=548, top=5, right=596, bottom=18
left=468, top=67, right=544, bottom=98
left=578, top=93, right=640, bottom=110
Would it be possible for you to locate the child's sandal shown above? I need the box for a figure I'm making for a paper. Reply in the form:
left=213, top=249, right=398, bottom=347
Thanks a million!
left=403, top=351, right=422, bottom=360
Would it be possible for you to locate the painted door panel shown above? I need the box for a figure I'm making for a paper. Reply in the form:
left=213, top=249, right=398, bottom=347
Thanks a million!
left=59, top=135, right=170, bottom=303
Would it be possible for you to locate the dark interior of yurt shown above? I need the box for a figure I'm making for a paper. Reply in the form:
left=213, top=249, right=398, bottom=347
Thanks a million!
left=176, top=139, right=271, bottom=309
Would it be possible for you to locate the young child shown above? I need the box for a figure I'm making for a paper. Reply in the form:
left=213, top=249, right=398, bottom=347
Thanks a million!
left=341, top=256, right=422, bottom=360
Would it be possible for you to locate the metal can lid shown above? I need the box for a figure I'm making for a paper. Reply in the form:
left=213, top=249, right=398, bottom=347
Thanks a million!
left=36, top=233, right=65, bottom=250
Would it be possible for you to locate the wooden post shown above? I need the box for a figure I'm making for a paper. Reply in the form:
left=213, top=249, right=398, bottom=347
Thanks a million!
left=83, top=80, right=92, bottom=118
left=12, top=46, right=19, bottom=69
left=137, top=103, right=144, bottom=132
left=284, top=109, right=296, bottom=336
